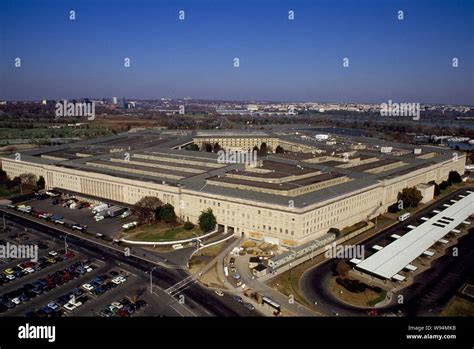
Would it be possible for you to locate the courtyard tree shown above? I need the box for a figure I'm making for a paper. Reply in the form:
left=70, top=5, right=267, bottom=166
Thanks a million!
left=397, top=187, right=422, bottom=208
left=19, top=173, right=37, bottom=187
left=213, top=142, right=222, bottom=153
left=186, top=143, right=199, bottom=151
left=439, top=180, right=450, bottom=190
left=19, top=173, right=37, bottom=193
left=328, top=227, right=341, bottom=238
left=36, top=176, right=45, bottom=190
left=0, top=169, right=9, bottom=185
left=198, top=208, right=217, bottom=233
left=132, top=196, right=163, bottom=223
left=448, top=170, right=462, bottom=184
left=336, top=260, right=350, bottom=277
left=428, top=181, right=441, bottom=196
left=159, top=203, right=177, bottom=224
left=204, top=143, right=213, bottom=152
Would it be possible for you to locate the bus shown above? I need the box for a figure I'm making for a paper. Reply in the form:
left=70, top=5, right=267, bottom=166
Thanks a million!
left=262, top=296, right=281, bottom=314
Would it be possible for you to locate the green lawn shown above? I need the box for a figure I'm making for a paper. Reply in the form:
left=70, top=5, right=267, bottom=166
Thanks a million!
left=130, top=223, right=202, bottom=242
left=0, top=185, right=20, bottom=199
left=366, top=291, right=387, bottom=307
left=341, top=221, right=368, bottom=235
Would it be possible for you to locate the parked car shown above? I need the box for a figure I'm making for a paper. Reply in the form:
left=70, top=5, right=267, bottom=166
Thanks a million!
left=243, top=302, right=255, bottom=311
left=233, top=295, right=243, bottom=303
left=82, top=283, right=94, bottom=291
left=47, top=302, right=59, bottom=311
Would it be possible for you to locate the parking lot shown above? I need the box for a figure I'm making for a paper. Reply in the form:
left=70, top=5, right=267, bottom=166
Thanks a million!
left=14, top=192, right=137, bottom=237
left=0, top=222, right=191, bottom=317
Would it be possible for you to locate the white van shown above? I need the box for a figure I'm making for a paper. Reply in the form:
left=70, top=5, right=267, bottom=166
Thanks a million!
left=398, top=212, right=410, bottom=221
left=94, top=215, right=105, bottom=222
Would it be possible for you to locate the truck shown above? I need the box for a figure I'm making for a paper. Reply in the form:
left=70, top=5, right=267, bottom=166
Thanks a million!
left=106, top=206, right=127, bottom=218
left=92, top=203, right=108, bottom=214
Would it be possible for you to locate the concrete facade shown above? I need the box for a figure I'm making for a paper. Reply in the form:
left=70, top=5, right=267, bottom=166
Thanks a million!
left=1, top=130, right=466, bottom=247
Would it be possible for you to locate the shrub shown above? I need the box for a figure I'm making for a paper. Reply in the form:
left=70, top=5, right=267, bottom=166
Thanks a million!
left=184, top=221, right=194, bottom=230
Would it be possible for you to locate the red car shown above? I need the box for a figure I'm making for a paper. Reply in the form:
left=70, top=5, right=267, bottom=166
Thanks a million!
left=117, top=309, right=130, bottom=317
left=367, top=309, right=378, bottom=317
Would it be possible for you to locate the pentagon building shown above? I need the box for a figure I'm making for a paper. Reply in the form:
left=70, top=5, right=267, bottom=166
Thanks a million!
left=1, top=130, right=465, bottom=247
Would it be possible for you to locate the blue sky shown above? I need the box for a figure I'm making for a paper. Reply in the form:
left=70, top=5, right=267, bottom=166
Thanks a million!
left=0, top=0, right=473, bottom=104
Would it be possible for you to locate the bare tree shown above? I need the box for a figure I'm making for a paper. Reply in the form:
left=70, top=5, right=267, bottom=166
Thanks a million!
left=132, top=196, right=163, bottom=223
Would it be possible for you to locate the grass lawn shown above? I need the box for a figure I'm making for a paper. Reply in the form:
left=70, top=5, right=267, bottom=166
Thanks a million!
left=129, top=222, right=202, bottom=242
left=328, top=277, right=386, bottom=308
left=341, top=221, right=368, bottom=235
left=268, top=266, right=312, bottom=307
left=441, top=296, right=474, bottom=317
left=189, top=243, right=223, bottom=270
left=0, top=185, right=20, bottom=199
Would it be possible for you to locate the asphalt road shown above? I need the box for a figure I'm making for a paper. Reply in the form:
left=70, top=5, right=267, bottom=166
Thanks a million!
left=300, top=187, right=474, bottom=316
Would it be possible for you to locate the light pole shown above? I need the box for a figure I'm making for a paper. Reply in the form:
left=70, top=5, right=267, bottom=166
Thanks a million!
left=64, top=235, right=68, bottom=254
left=2, top=213, right=6, bottom=230
left=149, top=266, right=157, bottom=294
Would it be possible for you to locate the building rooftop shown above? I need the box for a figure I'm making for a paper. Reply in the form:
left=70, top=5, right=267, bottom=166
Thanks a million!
left=3, top=129, right=460, bottom=210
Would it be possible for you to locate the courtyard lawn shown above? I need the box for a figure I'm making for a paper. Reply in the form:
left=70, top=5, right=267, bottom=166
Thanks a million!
left=129, top=222, right=203, bottom=242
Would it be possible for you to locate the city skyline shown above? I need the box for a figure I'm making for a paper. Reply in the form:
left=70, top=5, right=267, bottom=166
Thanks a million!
left=1, top=0, right=473, bottom=105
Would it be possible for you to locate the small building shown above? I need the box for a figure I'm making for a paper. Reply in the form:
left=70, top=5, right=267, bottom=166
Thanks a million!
left=252, top=264, right=268, bottom=278
left=416, top=183, right=435, bottom=204
left=248, top=256, right=261, bottom=269
left=268, top=250, right=294, bottom=269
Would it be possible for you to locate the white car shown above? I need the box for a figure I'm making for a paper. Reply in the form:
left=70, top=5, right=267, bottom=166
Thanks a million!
left=47, top=302, right=59, bottom=310
left=48, top=251, right=58, bottom=257
left=63, top=302, right=77, bottom=311
left=64, top=300, right=83, bottom=311
left=24, top=267, right=35, bottom=274
left=111, top=276, right=126, bottom=285
left=111, top=301, right=123, bottom=310
left=94, top=215, right=104, bottom=222
left=6, top=275, right=16, bottom=281
left=12, top=297, right=22, bottom=305
left=83, top=265, right=93, bottom=273
left=82, top=283, right=94, bottom=291
left=214, top=290, right=224, bottom=297
left=122, top=221, right=138, bottom=229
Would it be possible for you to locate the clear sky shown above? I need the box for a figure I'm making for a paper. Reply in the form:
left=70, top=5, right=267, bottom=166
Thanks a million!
left=0, top=0, right=473, bottom=104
